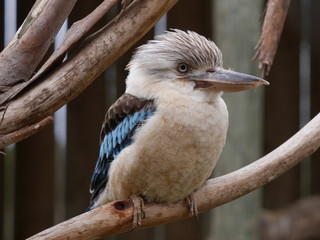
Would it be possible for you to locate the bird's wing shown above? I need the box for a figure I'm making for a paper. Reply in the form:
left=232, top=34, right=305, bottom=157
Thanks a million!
left=89, top=93, right=156, bottom=203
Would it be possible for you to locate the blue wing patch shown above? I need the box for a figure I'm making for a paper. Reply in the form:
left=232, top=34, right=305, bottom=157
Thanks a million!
left=89, top=94, right=155, bottom=207
left=99, top=109, right=154, bottom=160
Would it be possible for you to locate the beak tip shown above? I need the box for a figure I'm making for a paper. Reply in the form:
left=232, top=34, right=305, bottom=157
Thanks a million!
left=261, top=79, right=270, bottom=86
left=188, top=70, right=270, bottom=92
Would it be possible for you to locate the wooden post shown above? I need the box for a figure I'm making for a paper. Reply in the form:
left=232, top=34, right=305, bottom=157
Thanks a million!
left=15, top=127, right=55, bottom=239
left=211, top=1, right=263, bottom=239
left=65, top=0, right=107, bottom=219
left=310, top=0, right=320, bottom=195
left=14, top=0, right=55, bottom=238
left=263, top=1, right=300, bottom=209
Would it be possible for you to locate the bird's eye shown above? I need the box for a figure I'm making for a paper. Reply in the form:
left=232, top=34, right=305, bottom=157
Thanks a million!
left=178, top=63, right=189, bottom=73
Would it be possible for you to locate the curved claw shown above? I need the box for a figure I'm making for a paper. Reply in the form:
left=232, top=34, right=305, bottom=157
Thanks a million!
left=187, top=194, right=199, bottom=220
left=130, top=194, right=145, bottom=231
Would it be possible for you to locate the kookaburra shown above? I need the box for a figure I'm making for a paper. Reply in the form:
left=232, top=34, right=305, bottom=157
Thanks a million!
left=88, top=29, right=268, bottom=228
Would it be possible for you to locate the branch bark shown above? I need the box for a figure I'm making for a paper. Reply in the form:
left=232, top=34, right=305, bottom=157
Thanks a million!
left=0, top=0, right=179, bottom=140
left=253, top=0, right=291, bottom=77
left=29, top=0, right=120, bottom=85
left=0, top=0, right=77, bottom=105
left=28, top=113, right=320, bottom=240
left=0, top=116, right=53, bottom=148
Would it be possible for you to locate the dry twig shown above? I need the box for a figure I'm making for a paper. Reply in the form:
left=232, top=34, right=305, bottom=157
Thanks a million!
left=0, top=116, right=53, bottom=148
left=28, top=113, right=320, bottom=240
left=253, top=0, right=291, bottom=77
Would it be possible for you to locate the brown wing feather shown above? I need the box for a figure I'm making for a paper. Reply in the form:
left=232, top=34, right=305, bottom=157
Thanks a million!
left=100, top=93, right=155, bottom=142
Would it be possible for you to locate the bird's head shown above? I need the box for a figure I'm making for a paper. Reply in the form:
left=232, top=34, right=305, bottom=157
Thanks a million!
left=125, top=29, right=268, bottom=100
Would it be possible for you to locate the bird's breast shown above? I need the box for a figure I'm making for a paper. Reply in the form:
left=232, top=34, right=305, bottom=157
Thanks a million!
left=107, top=94, right=229, bottom=203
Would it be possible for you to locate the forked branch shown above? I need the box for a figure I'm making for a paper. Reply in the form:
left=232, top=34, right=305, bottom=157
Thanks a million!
left=0, top=0, right=179, bottom=145
left=0, top=0, right=77, bottom=105
left=28, top=113, right=320, bottom=240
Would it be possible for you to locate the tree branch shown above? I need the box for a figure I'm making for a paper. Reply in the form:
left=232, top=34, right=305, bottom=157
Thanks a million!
left=0, top=116, right=53, bottom=148
left=28, top=113, right=320, bottom=239
left=29, top=0, right=120, bottom=85
left=0, top=0, right=77, bottom=105
left=253, top=0, right=291, bottom=77
left=0, top=0, right=179, bottom=140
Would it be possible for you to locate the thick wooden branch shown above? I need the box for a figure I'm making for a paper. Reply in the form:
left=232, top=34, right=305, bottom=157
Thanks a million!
left=253, top=0, right=291, bottom=77
left=0, top=0, right=77, bottom=105
left=28, top=113, right=320, bottom=240
left=30, top=0, right=120, bottom=84
left=0, top=0, right=179, bottom=138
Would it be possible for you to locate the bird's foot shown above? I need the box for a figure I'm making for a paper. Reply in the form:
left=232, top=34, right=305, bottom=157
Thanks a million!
left=187, top=194, right=199, bottom=220
left=130, top=194, right=145, bottom=230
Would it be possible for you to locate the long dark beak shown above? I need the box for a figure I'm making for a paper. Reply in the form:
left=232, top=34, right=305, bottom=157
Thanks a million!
left=189, top=69, right=269, bottom=92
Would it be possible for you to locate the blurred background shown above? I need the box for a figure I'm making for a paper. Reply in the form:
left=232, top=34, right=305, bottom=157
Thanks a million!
left=0, top=0, right=320, bottom=239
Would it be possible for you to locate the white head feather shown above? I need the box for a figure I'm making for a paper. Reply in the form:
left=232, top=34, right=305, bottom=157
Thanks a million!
left=125, top=29, right=223, bottom=100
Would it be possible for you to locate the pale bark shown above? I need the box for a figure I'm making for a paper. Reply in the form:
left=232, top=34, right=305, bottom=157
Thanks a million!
left=0, top=0, right=179, bottom=143
left=0, top=116, right=53, bottom=147
left=253, top=0, right=291, bottom=77
left=30, top=0, right=120, bottom=83
left=28, top=113, right=320, bottom=240
left=0, top=0, right=77, bottom=105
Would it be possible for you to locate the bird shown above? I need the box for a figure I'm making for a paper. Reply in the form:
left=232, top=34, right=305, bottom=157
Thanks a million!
left=88, top=29, right=269, bottom=228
